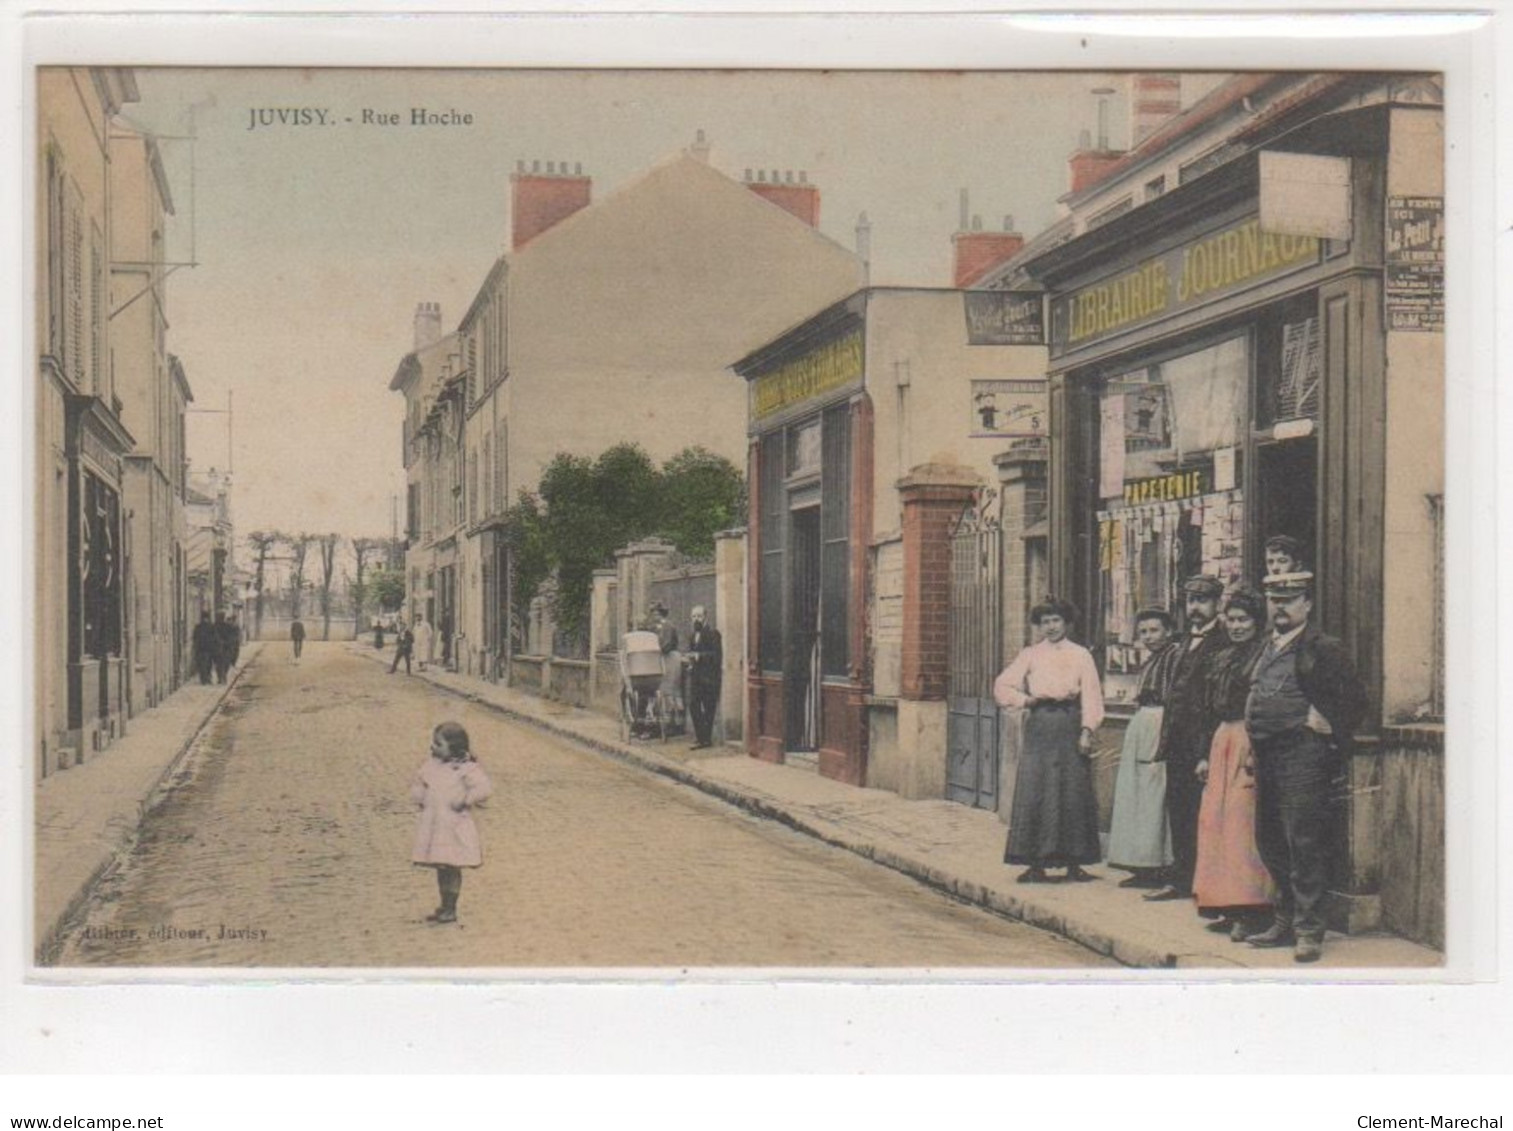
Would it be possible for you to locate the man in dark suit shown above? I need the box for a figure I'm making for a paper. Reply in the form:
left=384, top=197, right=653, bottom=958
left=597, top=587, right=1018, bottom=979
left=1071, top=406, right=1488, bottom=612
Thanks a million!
left=1145, top=574, right=1230, bottom=903
left=683, top=605, right=722, bottom=750
left=214, top=613, right=240, bottom=684
left=191, top=611, right=217, bottom=685
left=1246, top=571, right=1367, bottom=963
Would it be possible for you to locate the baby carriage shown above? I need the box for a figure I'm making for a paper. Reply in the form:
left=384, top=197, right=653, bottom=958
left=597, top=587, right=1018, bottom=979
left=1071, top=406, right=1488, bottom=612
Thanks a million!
left=619, top=630, right=681, bottom=742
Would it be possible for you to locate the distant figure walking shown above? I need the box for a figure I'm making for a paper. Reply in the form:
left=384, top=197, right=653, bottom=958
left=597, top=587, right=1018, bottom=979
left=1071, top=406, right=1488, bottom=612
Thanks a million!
left=413, top=616, right=434, bottom=672
left=410, top=722, right=493, bottom=925
left=214, top=613, right=240, bottom=684
left=683, top=605, right=722, bottom=750
left=290, top=618, right=306, bottom=661
left=389, top=621, right=415, bottom=675
left=191, top=612, right=217, bottom=686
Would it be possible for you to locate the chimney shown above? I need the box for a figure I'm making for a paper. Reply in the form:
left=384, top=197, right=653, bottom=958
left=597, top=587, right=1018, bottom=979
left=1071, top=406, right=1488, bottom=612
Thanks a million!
left=952, top=213, right=1024, bottom=289
left=510, top=159, right=592, bottom=250
left=744, top=168, right=820, bottom=227
left=414, top=302, right=442, bottom=352
left=689, top=129, right=711, bottom=163
left=1132, top=73, right=1182, bottom=145
left=1067, top=87, right=1128, bottom=196
left=854, top=211, right=872, bottom=267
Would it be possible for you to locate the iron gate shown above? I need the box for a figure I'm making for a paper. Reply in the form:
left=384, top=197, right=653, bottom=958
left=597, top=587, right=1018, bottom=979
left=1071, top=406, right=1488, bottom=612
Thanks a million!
left=946, top=491, right=1003, bottom=810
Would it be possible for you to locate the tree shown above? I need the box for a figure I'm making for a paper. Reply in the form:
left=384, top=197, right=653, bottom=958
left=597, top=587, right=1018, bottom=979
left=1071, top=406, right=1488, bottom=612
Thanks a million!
left=316, top=533, right=340, bottom=640
left=658, top=446, right=746, bottom=559
left=350, top=537, right=390, bottom=628
left=505, top=443, right=745, bottom=645
left=367, top=566, right=406, bottom=613
left=501, top=490, right=550, bottom=647
left=245, top=530, right=283, bottom=639
left=286, top=533, right=314, bottom=619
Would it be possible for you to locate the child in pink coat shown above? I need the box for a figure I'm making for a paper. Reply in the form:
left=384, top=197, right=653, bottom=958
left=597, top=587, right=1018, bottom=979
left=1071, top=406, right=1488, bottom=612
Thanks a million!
left=410, top=722, right=493, bottom=924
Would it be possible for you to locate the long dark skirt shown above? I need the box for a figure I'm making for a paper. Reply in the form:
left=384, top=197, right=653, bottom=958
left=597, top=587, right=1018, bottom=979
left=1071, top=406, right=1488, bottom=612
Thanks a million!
left=1004, top=702, right=1102, bottom=867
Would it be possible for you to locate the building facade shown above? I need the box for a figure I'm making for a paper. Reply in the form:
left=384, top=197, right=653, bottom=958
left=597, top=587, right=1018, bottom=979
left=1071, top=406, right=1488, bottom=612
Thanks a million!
left=983, top=71, right=1446, bottom=944
left=735, top=288, right=1048, bottom=789
left=36, top=68, right=140, bottom=775
left=392, top=144, right=868, bottom=682
left=111, top=126, right=190, bottom=714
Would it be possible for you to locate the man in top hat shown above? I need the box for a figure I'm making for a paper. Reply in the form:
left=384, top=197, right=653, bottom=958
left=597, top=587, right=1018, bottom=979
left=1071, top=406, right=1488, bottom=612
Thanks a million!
left=1144, top=574, right=1230, bottom=903
left=683, top=605, right=723, bottom=750
left=1245, top=571, right=1366, bottom=963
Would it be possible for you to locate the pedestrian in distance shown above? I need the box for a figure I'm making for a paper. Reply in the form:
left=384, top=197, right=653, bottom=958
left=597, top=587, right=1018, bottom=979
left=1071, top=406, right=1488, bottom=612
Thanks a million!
left=410, top=721, right=493, bottom=925
left=191, top=611, right=217, bottom=686
left=993, top=598, right=1105, bottom=884
left=683, top=605, right=722, bottom=750
left=1245, top=571, right=1367, bottom=964
left=213, top=612, right=239, bottom=684
left=413, top=615, right=434, bottom=672
left=1192, top=586, right=1275, bottom=941
left=389, top=621, right=415, bottom=675
left=1143, top=575, right=1230, bottom=903
left=373, top=618, right=385, bottom=650
left=1106, top=608, right=1181, bottom=889
left=290, top=617, right=306, bottom=661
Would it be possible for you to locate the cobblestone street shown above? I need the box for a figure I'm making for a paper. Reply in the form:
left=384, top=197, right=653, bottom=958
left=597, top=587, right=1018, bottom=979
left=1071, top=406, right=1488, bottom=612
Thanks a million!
left=59, top=644, right=1113, bottom=969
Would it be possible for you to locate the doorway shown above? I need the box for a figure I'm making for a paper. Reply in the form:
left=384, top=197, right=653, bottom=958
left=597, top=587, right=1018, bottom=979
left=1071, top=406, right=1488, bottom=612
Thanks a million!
left=785, top=505, right=822, bottom=753
left=1254, top=439, right=1318, bottom=571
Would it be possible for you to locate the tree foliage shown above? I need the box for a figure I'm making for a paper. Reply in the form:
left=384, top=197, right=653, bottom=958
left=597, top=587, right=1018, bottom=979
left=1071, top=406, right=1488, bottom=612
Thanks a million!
left=367, top=567, right=406, bottom=612
left=508, top=443, right=745, bottom=640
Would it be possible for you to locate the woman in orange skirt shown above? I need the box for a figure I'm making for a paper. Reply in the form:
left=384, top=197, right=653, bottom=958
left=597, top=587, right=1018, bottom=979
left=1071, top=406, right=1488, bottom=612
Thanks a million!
left=1193, top=587, right=1275, bottom=940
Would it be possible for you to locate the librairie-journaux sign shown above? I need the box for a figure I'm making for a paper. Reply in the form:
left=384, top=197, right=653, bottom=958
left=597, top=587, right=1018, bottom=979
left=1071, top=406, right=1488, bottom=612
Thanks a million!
left=1050, top=216, right=1319, bottom=356
left=751, top=329, right=864, bottom=422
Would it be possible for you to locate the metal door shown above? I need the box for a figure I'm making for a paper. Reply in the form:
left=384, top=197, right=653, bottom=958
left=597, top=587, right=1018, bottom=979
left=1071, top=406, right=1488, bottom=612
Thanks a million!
left=947, top=491, right=1003, bottom=810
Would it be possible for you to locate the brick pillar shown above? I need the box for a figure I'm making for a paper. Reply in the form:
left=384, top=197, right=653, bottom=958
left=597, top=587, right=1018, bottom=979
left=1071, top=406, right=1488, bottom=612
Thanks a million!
left=898, top=463, right=983, bottom=701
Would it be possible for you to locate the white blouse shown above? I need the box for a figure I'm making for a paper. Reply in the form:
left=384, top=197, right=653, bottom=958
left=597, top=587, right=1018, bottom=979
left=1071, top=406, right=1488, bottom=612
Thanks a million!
left=993, top=638, right=1106, bottom=732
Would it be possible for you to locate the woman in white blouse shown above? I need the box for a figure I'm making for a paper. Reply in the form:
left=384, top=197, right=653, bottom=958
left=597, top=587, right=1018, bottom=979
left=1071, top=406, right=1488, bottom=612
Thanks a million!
left=994, top=599, right=1106, bottom=883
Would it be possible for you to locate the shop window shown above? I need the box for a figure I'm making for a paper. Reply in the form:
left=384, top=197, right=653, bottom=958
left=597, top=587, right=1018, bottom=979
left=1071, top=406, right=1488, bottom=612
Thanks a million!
left=787, top=418, right=822, bottom=478
left=1096, top=336, right=1248, bottom=705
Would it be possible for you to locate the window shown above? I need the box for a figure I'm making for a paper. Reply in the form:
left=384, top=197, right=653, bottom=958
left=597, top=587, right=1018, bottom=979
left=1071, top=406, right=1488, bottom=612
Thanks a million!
left=1144, top=175, right=1167, bottom=202
left=820, top=403, right=851, bottom=678
left=1088, top=197, right=1133, bottom=231
left=1096, top=336, right=1249, bottom=704
left=758, top=429, right=786, bottom=672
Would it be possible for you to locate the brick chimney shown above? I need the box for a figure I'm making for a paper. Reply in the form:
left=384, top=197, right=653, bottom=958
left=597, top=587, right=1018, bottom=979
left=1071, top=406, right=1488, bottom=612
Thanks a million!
left=510, top=160, right=592, bottom=251
left=743, top=168, right=820, bottom=227
left=952, top=193, right=1025, bottom=288
left=414, top=302, right=442, bottom=351
left=1132, top=73, right=1182, bottom=145
left=1068, top=129, right=1126, bottom=196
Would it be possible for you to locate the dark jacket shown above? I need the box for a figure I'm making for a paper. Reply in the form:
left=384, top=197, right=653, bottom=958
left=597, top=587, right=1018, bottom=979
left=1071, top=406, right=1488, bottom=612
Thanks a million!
left=1290, top=622, right=1369, bottom=754
left=1156, top=622, right=1230, bottom=764
left=685, top=624, right=723, bottom=689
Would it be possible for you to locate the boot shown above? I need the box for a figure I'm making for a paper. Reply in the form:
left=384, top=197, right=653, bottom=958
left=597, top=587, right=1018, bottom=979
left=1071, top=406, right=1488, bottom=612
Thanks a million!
left=428, top=890, right=457, bottom=925
left=1247, top=919, right=1296, bottom=948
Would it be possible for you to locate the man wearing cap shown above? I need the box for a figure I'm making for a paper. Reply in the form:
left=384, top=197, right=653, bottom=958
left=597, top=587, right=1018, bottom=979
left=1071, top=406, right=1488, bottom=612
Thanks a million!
left=1245, top=571, right=1367, bottom=963
left=1144, top=575, right=1230, bottom=903
left=683, top=605, right=723, bottom=750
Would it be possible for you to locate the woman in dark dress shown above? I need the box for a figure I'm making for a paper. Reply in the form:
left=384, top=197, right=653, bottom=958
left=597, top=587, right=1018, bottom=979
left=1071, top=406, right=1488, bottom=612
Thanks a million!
left=993, top=599, right=1106, bottom=884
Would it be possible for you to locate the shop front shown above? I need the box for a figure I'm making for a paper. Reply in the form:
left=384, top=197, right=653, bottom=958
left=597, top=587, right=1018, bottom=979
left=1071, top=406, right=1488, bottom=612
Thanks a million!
left=1021, top=107, right=1445, bottom=940
left=738, top=303, right=872, bottom=784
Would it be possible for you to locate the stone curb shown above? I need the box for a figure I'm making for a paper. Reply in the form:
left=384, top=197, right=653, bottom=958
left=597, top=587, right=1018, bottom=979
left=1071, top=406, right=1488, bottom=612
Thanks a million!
left=36, top=645, right=265, bottom=966
left=347, top=644, right=1175, bottom=968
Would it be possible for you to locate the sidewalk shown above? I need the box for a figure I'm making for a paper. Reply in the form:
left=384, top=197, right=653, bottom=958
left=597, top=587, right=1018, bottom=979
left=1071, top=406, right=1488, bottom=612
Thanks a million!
left=355, top=641, right=1444, bottom=973
left=33, top=646, right=263, bottom=964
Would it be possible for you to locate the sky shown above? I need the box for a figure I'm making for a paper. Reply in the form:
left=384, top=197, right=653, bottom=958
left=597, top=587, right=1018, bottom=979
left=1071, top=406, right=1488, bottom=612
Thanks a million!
left=117, top=67, right=1209, bottom=541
